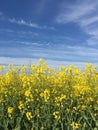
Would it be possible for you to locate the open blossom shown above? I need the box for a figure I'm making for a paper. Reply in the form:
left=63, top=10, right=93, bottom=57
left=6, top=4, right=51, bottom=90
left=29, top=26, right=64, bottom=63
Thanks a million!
left=7, top=107, right=14, bottom=118
left=7, top=107, right=14, bottom=114
left=26, top=112, right=33, bottom=121
left=18, top=101, right=24, bottom=111
left=53, top=111, right=60, bottom=120
left=71, top=122, right=81, bottom=129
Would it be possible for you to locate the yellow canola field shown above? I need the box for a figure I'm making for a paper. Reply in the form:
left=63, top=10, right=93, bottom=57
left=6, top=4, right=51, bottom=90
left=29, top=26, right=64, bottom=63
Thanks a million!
left=0, top=59, right=98, bottom=130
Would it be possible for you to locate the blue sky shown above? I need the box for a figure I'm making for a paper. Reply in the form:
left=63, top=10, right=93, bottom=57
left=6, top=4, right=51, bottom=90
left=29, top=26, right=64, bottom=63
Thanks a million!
left=0, top=0, right=98, bottom=67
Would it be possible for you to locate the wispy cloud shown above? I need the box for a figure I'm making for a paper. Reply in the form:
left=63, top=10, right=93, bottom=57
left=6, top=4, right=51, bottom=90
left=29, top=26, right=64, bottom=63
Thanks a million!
left=0, top=56, right=85, bottom=69
left=8, top=18, right=55, bottom=30
left=56, top=0, right=98, bottom=45
left=1, top=34, right=98, bottom=67
left=1, top=39, right=98, bottom=65
left=0, top=57, right=34, bottom=65
left=0, top=56, right=98, bottom=69
left=67, top=45, right=98, bottom=58
left=56, top=0, right=97, bottom=23
left=80, top=16, right=98, bottom=27
left=0, top=29, right=40, bottom=44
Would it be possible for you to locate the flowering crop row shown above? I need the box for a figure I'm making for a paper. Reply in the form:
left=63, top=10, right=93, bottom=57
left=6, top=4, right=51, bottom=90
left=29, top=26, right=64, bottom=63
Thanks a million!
left=0, top=59, right=98, bottom=130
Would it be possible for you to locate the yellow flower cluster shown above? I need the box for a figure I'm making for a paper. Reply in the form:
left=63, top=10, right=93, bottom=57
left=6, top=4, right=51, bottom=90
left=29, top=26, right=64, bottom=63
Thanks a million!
left=0, top=59, right=98, bottom=129
left=40, top=89, right=50, bottom=102
left=53, top=111, right=60, bottom=120
left=71, top=122, right=81, bottom=129
left=26, top=112, right=33, bottom=121
left=18, top=101, right=24, bottom=112
left=7, top=107, right=14, bottom=118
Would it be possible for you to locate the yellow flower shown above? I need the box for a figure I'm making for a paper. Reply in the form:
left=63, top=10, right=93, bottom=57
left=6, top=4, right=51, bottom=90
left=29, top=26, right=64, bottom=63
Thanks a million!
left=85, top=63, right=92, bottom=69
left=25, top=90, right=32, bottom=98
left=26, top=112, right=33, bottom=121
left=81, top=105, right=86, bottom=110
left=71, top=122, right=81, bottom=129
left=18, top=101, right=24, bottom=111
left=53, top=111, right=60, bottom=120
left=96, top=101, right=98, bottom=104
left=40, top=89, right=50, bottom=102
left=7, top=107, right=14, bottom=118
left=7, top=107, right=14, bottom=114
left=39, top=58, right=45, bottom=63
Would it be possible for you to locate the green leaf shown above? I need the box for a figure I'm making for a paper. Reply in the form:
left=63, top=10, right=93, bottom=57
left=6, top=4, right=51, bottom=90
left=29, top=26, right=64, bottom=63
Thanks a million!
left=96, top=120, right=98, bottom=127
left=13, top=127, right=21, bottom=130
left=16, top=117, right=22, bottom=125
left=94, top=127, right=98, bottom=130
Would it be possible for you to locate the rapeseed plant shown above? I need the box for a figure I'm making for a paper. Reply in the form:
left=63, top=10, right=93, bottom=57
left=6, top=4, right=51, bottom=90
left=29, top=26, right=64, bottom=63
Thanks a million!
left=0, top=58, right=98, bottom=130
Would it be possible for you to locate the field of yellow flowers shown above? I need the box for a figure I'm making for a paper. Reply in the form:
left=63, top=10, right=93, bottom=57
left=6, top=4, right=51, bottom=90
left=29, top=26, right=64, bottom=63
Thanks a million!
left=0, top=58, right=98, bottom=130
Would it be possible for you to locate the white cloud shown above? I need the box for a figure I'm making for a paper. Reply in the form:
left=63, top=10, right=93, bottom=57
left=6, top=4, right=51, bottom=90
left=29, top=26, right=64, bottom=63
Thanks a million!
left=0, top=57, right=31, bottom=65
left=80, top=16, right=98, bottom=27
left=1, top=56, right=98, bottom=70
left=56, top=0, right=98, bottom=45
left=85, top=26, right=98, bottom=45
left=8, top=18, right=55, bottom=30
left=15, top=41, right=47, bottom=47
left=1, top=42, right=98, bottom=68
left=56, top=1, right=97, bottom=23
left=1, top=38, right=98, bottom=63
left=0, top=56, right=86, bottom=69
left=67, top=45, right=98, bottom=57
